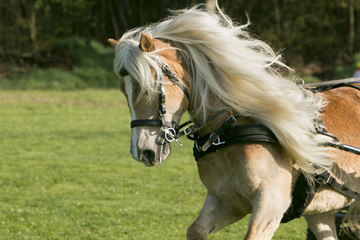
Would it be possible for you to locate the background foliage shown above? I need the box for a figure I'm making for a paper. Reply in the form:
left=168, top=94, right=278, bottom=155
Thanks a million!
left=0, top=0, right=360, bottom=86
left=0, top=1, right=358, bottom=238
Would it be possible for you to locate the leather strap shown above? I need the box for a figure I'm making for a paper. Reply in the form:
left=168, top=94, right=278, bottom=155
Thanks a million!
left=281, top=173, right=323, bottom=223
left=200, top=115, right=238, bottom=151
left=158, top=56, right=190, bottom=101
left=306, top=82, right=360, bottom=92
left=193, top=123, right=279, bottom=160
left=131, top=119, right=162, bottom=128
left=319, top=170, right=360, bottom=201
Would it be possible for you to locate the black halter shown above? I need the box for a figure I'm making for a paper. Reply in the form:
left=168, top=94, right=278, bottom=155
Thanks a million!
left=129, top=54, right=190, bottom=146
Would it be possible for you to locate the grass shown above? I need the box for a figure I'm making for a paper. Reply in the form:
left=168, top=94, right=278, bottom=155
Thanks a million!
left=0, top=89, right=307, bottom=239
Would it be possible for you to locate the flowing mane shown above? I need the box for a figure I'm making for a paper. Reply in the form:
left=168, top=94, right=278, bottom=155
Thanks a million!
left=114, top=5, right=332, bottom=176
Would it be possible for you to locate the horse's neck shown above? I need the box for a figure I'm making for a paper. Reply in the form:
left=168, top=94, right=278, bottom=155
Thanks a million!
left=185, top=80, right=254, bottom=136
left=172, top=44, right=255, bottom=134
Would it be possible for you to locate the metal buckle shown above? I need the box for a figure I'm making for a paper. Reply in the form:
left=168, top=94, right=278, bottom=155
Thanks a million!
left=295, top=78, right=305, bottom=85
left=159, top=109, right=166, bottom=117
left=162, top=64, right=171, bottom=75
left=226, top=115, right=237, bottom=125
left=209, top=133, right=225, bottom=146
left=162, top=63, right=170, bottom=73
left=183, top=126, right=193, bottom=136
left=164, top=128, right=183, bottom=147
left=325, top=171, right=333, bottom=184
left=320, top=170, right=332, bottom=184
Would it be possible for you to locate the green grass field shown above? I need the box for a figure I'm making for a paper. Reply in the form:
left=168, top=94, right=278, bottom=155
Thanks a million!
left=0, top=90, right=307, bottom=239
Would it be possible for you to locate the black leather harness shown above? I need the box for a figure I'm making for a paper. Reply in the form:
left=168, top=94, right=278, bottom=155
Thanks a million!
left=193, top=123, right=279, bottom=160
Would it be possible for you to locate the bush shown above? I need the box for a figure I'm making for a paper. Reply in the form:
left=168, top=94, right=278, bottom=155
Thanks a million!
left=0, top=68, right=87, bottom=90
left=0, top=37, right=117, bottom=90
left=331, top=64, right=356, bottom=80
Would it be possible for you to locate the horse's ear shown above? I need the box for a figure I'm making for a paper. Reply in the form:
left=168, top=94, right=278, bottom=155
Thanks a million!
left=108, top=38, right=118, bottom=48
left=139, top=33, right=154, bottom=52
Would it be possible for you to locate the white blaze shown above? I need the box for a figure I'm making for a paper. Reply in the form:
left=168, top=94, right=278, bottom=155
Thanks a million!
left=124, top=76, right=139, bottom=160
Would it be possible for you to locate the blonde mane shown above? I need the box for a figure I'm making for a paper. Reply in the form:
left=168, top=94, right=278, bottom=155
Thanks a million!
left=114, top=5, right=332, bottom=175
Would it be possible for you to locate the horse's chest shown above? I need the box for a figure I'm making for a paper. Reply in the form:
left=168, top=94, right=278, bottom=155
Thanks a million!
left=197, top=155, right=256, bottom=206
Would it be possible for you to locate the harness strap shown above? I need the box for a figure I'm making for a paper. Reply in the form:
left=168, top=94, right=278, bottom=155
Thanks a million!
left=176, top=110, right=230, bottom=139
left=281, top=173, right=323, bottom=223
left=281, top=169, right=360, bottom=223
left=161, top=63, right=190, bottom=100
left=319, top=170, right=360, bottom=201
left=200, top=115, right=238, bottom=151
left=193, top=123, right=279, bottom=161
left=156, top=54, right=190, bottom=101
left=315, top=126, right=360, bottom=201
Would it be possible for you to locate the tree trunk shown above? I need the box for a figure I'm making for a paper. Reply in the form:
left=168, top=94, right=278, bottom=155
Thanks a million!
left=29, top=5, right=37, bottom=50
left=349, top=0, right=355, bottom=54
left=273, top=0, right=280, bottom=34
left=107, top=0, right=120, bottom=39
left=116, top=0, right=129, bottom=34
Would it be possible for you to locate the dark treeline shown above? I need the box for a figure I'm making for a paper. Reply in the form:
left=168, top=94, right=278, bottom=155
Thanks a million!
left=1, top=0, right=359, bottom=78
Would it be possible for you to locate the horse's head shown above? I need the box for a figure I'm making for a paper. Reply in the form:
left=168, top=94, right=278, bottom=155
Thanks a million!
left=110, top=34, right=190, bottom=166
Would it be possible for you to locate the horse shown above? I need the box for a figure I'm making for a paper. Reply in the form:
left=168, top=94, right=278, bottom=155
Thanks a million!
left=109, top=4, right=360, bottom=240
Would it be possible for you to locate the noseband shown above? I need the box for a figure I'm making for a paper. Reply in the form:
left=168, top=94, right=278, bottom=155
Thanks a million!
left=129, top=54, right=190, bottom=146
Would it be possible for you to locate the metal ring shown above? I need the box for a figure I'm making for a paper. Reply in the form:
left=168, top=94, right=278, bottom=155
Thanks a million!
left=164, top=128, right=176, bottom=142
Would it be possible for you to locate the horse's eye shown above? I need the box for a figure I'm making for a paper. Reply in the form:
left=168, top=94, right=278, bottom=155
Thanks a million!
left=120, top=68, right=129, bottom=76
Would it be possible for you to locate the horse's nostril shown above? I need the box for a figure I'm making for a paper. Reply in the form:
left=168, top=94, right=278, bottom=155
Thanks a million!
left=141, top=150, right=155, bottom=164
